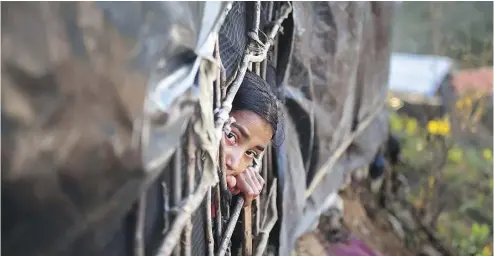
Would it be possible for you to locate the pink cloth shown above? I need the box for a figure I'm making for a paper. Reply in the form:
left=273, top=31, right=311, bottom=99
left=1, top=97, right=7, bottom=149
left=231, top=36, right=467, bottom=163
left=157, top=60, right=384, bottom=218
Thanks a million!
left=326, top=237, right=383, bottom=256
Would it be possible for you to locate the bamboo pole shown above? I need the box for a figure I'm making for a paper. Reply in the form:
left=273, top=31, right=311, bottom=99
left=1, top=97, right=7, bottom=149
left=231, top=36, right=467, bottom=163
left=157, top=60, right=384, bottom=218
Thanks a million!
left=135, top=192, right=147, bottom=256
left=306, top=103, right=386, bottom=198
left=205, top=188, right=215, bottom=256
left=242, top=205, right=253, bottom=256
left=216, top=198, right=245, bottom=256
left=182, top=127, right=196, bottom=256
left=173, top=149, right=182, bottom=256
left=254, top=180, right=278, bottom=256
left=156, top=173, right=213, bottom=256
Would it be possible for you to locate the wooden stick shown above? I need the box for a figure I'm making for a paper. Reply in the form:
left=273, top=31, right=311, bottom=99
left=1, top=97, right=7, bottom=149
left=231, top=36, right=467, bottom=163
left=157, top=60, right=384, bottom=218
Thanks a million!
left=254, top=194, right=261, bottom=236
left=155, top=174, right=213, bottom=256
left=218, top=143, right=230, bottom=219
left=172, top=146, right=182, bottom=256
left=182, top=127, right=197, bottom=256
left=254, top=35, right=265, bottom=238
left=255, top=180, right=278, bottom=256
left=205, top=188, right=215, bottom=256
left=217, top=198, right=245, bottom=256
left=172, top=149, right=182, bottom=256
left=306, top=103, right=385, bottom=198
left=135, top=192, right=147, bottom=256
left=162, top=182, right=170, bottom=234
left=267, top=145, right=273, bottom=190
left=214, top=185, right=223, bottom=244
left=243, top=205, right=253, bottom=256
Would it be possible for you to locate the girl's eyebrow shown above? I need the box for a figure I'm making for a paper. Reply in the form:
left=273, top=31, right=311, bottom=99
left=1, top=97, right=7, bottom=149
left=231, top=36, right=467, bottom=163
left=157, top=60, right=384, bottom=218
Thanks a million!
left=231, top=123, right=264, bottom=151
left=232, top=123, right=251, bottom=139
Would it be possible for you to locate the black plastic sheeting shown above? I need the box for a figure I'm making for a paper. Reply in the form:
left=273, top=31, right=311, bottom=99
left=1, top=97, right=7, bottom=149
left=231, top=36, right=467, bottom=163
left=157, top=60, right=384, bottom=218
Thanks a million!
left=277, top=2, right=394, bottom=254
left=1, top=1, right=394, bottom=255
left=1, top=2, right=227, bottom=255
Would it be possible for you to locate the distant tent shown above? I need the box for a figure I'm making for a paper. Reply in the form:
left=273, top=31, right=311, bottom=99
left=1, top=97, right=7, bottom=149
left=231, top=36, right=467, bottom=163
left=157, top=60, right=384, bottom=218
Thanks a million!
left=388, top=52, right=455, bottom=97
left=387, top=52, right=456, bottom=124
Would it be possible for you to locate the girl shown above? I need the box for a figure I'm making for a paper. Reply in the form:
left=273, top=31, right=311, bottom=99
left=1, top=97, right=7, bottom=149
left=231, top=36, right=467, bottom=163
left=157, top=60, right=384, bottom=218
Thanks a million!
left=222, top=70, right=280, bottom=206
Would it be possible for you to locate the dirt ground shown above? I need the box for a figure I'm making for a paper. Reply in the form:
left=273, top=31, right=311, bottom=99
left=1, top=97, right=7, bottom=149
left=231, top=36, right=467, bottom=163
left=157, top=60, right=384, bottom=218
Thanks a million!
left=294, top=193, right=414, bottom=256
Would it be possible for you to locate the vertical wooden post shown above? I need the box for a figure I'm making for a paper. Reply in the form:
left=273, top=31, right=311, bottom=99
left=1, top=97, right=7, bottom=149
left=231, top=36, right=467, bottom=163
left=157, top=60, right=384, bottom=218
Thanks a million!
left=243, top=206, right=253, bottom=256
left=182, top=127, right=196, bottom=256
left=135, top=192, right=147, bottom=256
left=173, top=148, right=182, bottom=256
left=205, top=188, right=215, bottom=256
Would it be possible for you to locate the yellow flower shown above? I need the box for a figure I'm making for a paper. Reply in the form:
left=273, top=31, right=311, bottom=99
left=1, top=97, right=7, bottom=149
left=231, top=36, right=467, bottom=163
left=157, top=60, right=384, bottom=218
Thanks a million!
left=427, top=120, right=439, bottom=134
left=439, top=121, right=451, bottom=136
left=428, top=118, right=452, bottom=136
left=483, top=149, right=493, bottom=161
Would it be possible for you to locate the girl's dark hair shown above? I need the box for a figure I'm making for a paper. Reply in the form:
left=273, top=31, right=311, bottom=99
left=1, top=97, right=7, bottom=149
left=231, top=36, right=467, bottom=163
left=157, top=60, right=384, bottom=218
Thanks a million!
left=232, top=71, right=281, bottom=140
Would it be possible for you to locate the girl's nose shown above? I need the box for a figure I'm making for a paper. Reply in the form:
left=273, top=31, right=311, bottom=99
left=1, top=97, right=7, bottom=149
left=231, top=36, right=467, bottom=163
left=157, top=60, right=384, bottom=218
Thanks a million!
left=225, top=148, right=241, bottom=174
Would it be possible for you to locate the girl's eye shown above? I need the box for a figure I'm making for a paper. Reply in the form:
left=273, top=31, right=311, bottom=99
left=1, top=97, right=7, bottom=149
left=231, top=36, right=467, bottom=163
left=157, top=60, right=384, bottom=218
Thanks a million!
left=245, top=150, right=258, bottom=158
left=225, top=132, right=237, bottom=144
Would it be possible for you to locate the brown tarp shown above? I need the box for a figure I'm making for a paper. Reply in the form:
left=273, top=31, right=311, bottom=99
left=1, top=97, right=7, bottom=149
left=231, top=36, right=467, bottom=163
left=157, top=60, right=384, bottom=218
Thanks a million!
left=1, top=2, right=226, bottom=255
left=277, top=2, right=393, bottom=254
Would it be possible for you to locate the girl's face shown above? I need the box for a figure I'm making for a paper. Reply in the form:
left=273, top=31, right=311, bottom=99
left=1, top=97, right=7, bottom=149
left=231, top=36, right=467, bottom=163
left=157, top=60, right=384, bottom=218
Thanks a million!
left=223, top=110, right=273, bottom=176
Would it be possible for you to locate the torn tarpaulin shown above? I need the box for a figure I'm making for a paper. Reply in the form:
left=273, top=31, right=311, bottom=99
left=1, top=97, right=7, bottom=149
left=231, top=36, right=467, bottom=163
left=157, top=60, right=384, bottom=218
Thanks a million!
left=1, top=2, right=227, bottom=255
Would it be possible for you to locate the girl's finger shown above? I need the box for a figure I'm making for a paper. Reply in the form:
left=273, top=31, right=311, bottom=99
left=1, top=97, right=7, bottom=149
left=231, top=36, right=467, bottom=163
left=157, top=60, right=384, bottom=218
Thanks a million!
left=243, top=171, right=260, bottom=196
left=237, top=173, right=257, bottom=197
left=254, top=171, right=265, bottom=191
left=248, top=170, right=262, bottom=192
left=226, top=175, right=237, bottom=189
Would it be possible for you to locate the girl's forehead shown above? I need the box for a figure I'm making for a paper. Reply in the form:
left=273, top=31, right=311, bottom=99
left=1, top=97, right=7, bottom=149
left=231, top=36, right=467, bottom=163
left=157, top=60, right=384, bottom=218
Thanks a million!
left=231, top=110, right=272, bottom=143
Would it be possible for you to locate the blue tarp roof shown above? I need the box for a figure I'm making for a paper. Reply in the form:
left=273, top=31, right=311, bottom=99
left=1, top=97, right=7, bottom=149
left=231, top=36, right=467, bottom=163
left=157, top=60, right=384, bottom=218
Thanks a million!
left=388, top=52, right=455, bottom=96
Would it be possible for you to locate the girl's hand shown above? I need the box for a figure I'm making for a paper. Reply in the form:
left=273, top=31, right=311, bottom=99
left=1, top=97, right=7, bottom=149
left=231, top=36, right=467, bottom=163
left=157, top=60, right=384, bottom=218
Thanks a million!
left=226, top=167, right=265, bottom=206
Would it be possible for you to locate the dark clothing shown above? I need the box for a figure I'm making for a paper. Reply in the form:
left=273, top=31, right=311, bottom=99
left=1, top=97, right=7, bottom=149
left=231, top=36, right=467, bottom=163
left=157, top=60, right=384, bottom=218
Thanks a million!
left=369, top=154, right=386, bottom=180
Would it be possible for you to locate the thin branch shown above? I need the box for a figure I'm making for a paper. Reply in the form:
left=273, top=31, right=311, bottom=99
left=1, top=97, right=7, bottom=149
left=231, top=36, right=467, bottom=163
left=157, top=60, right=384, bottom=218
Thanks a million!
left=249, top=3, right=292, bottom=63
left=306, top=103, right=386, bottom=198
left=155, top=174, right=214, bottom=256
left=135, top=192, right=147, bottom=256
left=218, top=142, right=230, bottom=218
left=220, top=2, right=292, bottom=118
left=214, top=38, right=223, bottom=110
left=255, top=196, right=261, bottom=236
left=162, top=182, right=170, bottom=234
left=216, top=198, right=245, bottom=256
left=254, top=1, right=261, bottom=35
left=243, top=205, right=253, bottom=256
left=172, top=148, right=182, bottom=256
left=214, top=185, right=223, bottom=244
left=182, top=127, right=196, bottom=256
left=205, top=188, right=215, bottom=256
left=254, top=34, right=264, bottom=237
left=255, top=180, right=278, bottom=256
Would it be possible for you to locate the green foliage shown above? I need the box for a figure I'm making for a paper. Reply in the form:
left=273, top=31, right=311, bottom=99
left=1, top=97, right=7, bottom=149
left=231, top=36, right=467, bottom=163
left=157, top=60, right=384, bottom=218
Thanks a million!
left=392, top=2, right=493, bottom=68
left=389, top=112, right=493, bottom=254
left=451, top=223, right=491, bottom=256
left=389, top=3, right=492, bottom=252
